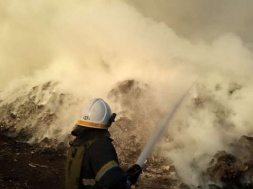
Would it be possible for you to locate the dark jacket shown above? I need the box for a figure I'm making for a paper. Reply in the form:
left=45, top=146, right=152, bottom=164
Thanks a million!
left=70, top=127, right=129, bottom=189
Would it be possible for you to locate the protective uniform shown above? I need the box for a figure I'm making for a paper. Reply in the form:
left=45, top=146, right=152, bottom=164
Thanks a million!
left=81, top=136, right=128, bottom=188
left=65, top=98, right=141, bottom=189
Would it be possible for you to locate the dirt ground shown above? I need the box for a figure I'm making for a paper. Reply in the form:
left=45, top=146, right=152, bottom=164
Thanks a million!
left=0, top=133, right=66, bottom=189
left=0, top=132, right=177, bottom=189
left=2, top=131, right=253, bottom=189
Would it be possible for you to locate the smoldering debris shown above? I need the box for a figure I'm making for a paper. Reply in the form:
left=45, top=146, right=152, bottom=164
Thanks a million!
left=0, top=79, right=181, bottom=188
left=1, top=79, right=253, bottom=188
left=204, top=136, right=253, bottom=189
left=108, top=79, right=164, bottom=166
left=0, top=81, right=76, bottom=145
left=175, top=136, right=253, bottom=189
left=108, top=79, right=161, bottom=141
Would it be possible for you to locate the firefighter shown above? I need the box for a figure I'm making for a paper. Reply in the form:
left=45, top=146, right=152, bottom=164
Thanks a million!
left=65, top=98, right=142, bottom=189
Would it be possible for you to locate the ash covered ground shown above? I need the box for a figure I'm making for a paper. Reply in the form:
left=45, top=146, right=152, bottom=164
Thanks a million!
left=1, top=80, right=253, bottom=189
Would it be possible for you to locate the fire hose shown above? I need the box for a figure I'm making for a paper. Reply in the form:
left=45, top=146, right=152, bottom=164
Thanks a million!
left=136, top=90, right=189, bottom=167
left=126, top=88, right=191, bottom=186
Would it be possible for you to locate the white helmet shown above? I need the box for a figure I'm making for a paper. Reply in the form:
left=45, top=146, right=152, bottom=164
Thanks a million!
left=77, top=98, right=116, bottom=129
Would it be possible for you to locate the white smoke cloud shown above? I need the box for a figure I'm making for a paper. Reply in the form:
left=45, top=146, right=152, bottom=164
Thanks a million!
left=0, top=0, right=253, bottom=186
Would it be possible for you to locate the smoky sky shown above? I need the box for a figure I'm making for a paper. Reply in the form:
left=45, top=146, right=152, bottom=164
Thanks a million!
left=127, top=0, right=253, bottom=46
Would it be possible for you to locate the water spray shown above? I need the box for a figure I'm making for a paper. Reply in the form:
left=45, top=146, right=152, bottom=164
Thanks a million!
left=135, top=89, right=190, bottom=167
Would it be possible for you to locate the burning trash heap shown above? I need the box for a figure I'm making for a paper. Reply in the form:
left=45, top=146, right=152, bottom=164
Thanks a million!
left=0, top=80, right=253, bottom=189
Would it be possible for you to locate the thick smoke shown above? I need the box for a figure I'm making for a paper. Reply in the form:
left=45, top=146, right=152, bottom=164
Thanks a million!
left=129, top=0, right=253, bottom=47
left=0, top=0, right=253, bottom=186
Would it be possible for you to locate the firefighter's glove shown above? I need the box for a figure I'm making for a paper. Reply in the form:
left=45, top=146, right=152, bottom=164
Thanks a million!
left=126, top=164, right=142, bottom=185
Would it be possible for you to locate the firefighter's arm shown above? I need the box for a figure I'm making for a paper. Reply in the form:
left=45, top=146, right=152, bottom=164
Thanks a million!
left=90, top=138, right=128, bottom=189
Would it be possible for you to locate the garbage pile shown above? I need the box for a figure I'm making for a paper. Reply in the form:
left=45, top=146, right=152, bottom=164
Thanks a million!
left=1, top=79, right=253, bottom=189
left=205, top=135, right=253, bottom=189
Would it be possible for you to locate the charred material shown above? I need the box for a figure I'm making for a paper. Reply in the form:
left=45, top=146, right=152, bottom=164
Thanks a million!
left=206, top=136, right=253, bottom=189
